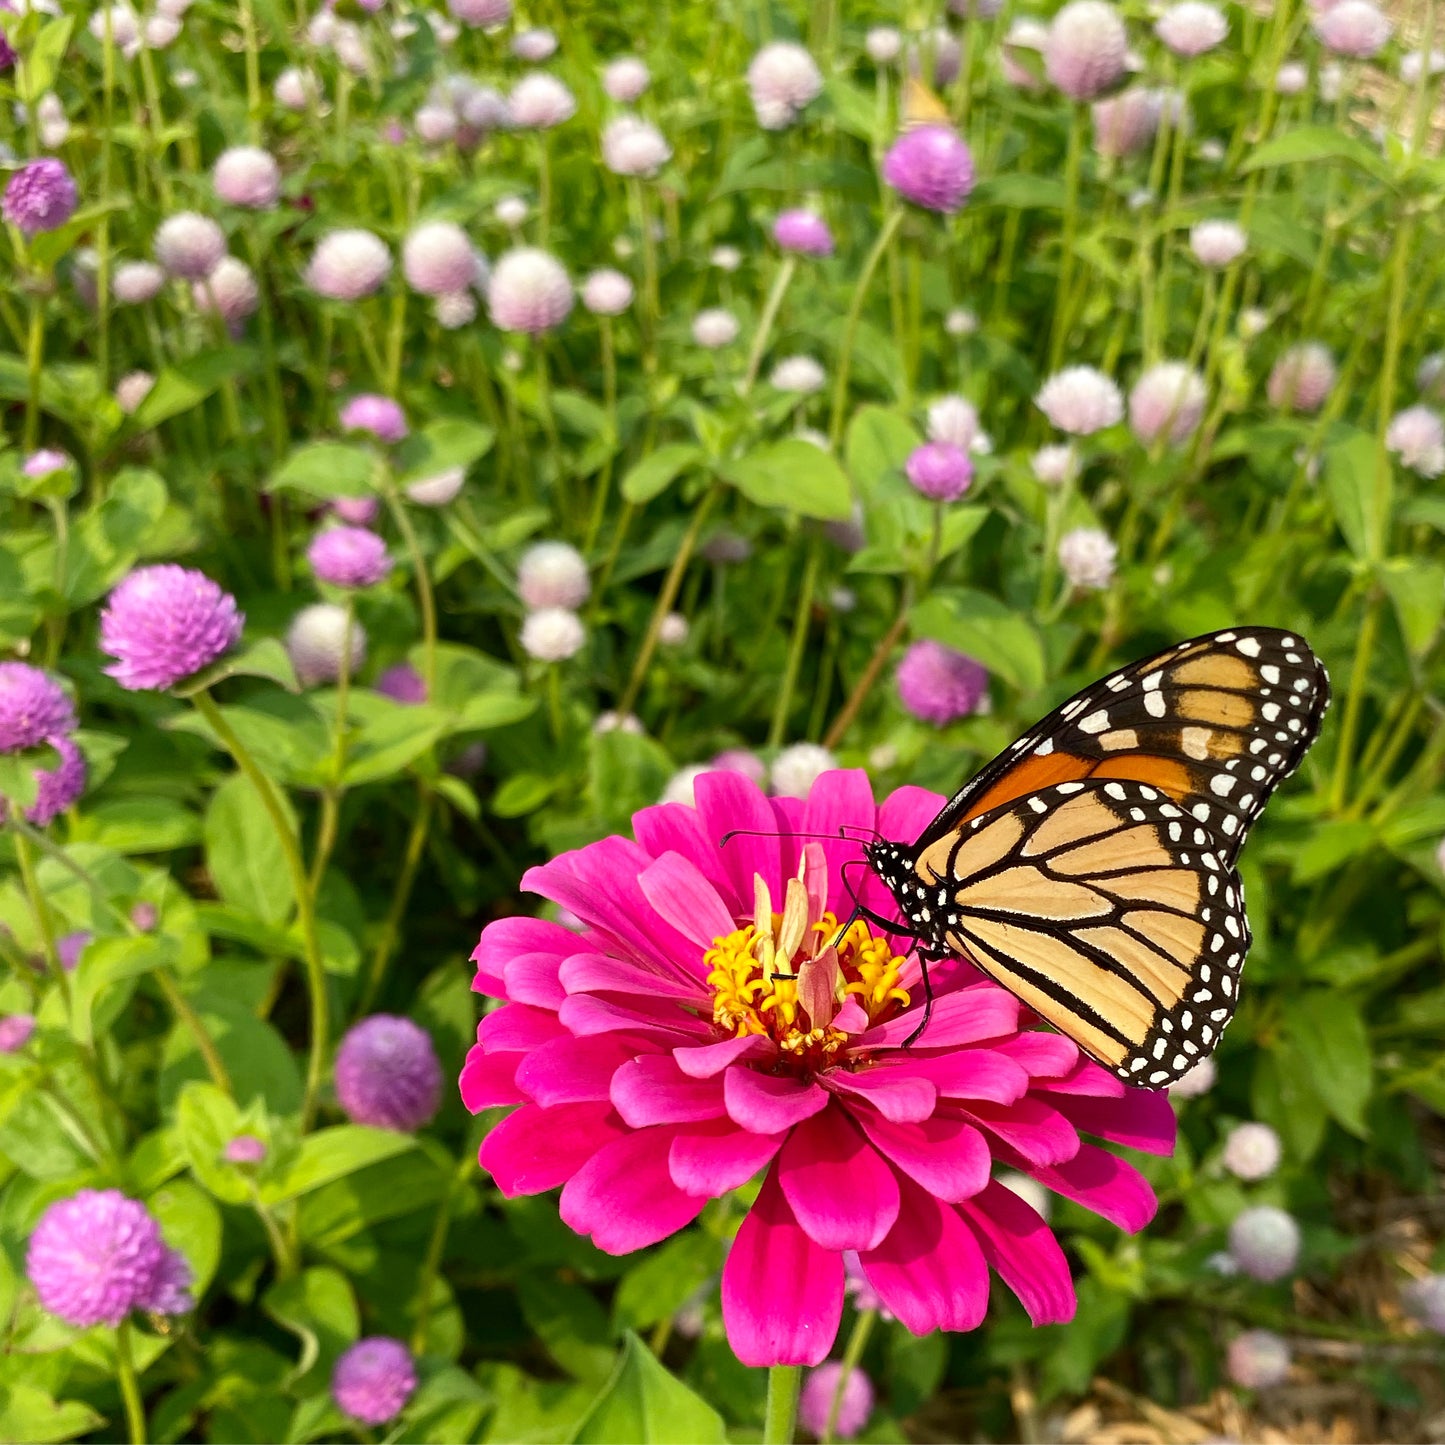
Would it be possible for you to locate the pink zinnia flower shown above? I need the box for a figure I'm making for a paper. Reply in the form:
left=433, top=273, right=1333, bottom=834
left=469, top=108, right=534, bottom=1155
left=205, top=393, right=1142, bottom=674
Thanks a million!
left=462, top=770, right=1174, bottom=1366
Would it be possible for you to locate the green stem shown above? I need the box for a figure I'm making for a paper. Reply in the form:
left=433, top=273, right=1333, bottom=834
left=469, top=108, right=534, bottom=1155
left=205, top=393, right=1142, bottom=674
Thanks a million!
left=762, top=1365, right=801, bottom=1445
left=823, top=1310, right=876, bottom=1445
left=1329, top=593, right=1380, bottom=813
left=829, top=210, right=903, bottom=445
left=384, top=488, right=438, bottom=693
left=23, top=291, right=43, bottom=451
left=1048, top=105, right=1084, bottom=371
left=115, top=1321, right=147, bottom=1445
left=238, top=0, right=263, bottom=138
left=192, top=690, right=329, bottom=1129
left=357, top=787, right=434, bottom=1018
left=410, top=1154, right=470, bottom=1354
left=768, top=536, right=820, bottom=748
left=742, top=254, right=797, bottom=394
left=584, top=318, right=618, bottom=553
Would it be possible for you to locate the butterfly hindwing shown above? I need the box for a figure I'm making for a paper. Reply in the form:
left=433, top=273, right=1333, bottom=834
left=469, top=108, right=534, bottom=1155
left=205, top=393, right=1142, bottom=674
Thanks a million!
left=881, top=779, right=1250, bottom=1087
left=914, top=626, right=1330, bottom=864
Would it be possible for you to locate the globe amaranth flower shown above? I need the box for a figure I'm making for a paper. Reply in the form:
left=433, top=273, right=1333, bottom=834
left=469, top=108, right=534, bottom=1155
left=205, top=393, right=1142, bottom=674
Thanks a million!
left=1155, top=0, right=1227, bottom=55
left=154, top=211, right=226, bottom=280
left=747, top=40, right=823, bottom=129
left=1228, top=1330, right=1290, bottom=1388
left=770, top=355, right=826, bottom=395
left=274, top=66, right=319, bottom=111
left=27, top=1189, right=193, bottom=1327
left=883, top=126, right=975, bottom=213
left=449, top=0, right=509, bottom=24
left=509, top=72, right=576, bottom=129
left=1092, top=88, right=1162, bottom=158
left=1058, top=527, right=1118, bottom=590
left=1313, top=0, right=1390, bottom=55
left=113, top=259, right=167, bottom=305
left=287, top=603, right=367, bottom=686
left=1267, top=342, right=1335, bottom=413
left=770, top=743, right=837, bottom=799
left=519, top=541, right=590, bottom=610
left=402, top=220, right=478, bottom=296
left=115, top=370, right=155, bottom=413
left=336, top=1015, right=442, bottom=1131
left=512, top=26, right=557, bottom=61
left=866, top=26, right=903, bottom=63
left=1403, top=1275, right=1445, bottom=1333
left=1169, top=1056, right=1216, bottom=1098
left=1190, top=218, right=1247, bottom=268
left=926, top=27, right=963, bottom=85
left=488, top=248, right=572, bottom=334
left=711, top=748, right=766, bottom=785
left=332, top=1337, right=418, bottom=1426
left=693, top=308, right=740, bottom=349
left=601, top=115, right=672, bottom=177
left=1045, top=0, right=1129, bottom=99
left=406, top=467, right=466, bottom=507
left=1036, top=366, right=1124, bottom=434
left=4, top=158, right=77, bottom=236
left=905, top=441, right=973, bottom=502
left=773, top=208, right=833, bottom=257
left=308, top=527, right=392, bottom=589
left=332, top=496, right=380, bottom=527
left=57, top=931, right=90, bottom=972
left=521, top=608, right=586, bottom=662
left=1228, top=1204, right=1300, bottom=1281
left=603, top=56, right=650, bottom=103
left=100, top=566, right=243, bottom=691
left=1386, top=405, right=1445, bottom=477
left=192, top=255, right=259, bottom=331
left=223, top=1134, right=268, bottom=1165
left=896, top=640, right=988, bottom=725
left=22, top=736, right=86, bottom=825
left=306, top=228, right=392, bottom=301
left=1401, top=47, right=1445, bottom=83
left=661, top=764, right=711, bottom=807
left=1221, top=1122, right=1281, bottom=1180
left=376, top=663, right=427, bottom=704
left=0, top=664, right=76, bottom=753
left=1032, top=444, right=1079, bottom=487
left=1128, top=362, right=1206, bottom=446
left=462, top=770, right=1174, bottom=1365
left=340, top=392, right=407, bottom=443
left=212, top=146, right=280, bottom=209
left=799, top=1363, right=875, bottom=1441
left=581, top=268, right=633, bottom=316
left=0, top=1013, right=35, bottom=1053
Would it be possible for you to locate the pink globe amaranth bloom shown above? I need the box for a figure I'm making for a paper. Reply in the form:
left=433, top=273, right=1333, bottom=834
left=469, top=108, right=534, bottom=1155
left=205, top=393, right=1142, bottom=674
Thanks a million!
left=512, top=26, right=556, bottom=61
left=448, top=0, right=509, bottom=26
left=57, top=930, right=90, bottom=972
left=0, top=663, right=75, bottom=753
left=306, top=228, right=392, bottom=301
left=1128, top=361, right=1206, bottom=446
left=747, top=41, right=823, bottom=129
left=0, top=1013, right=35, bottom=1053
left=509, top=72, right=576, bottom=129
left=332, top=1337, right=418, bottom=1426
left=1228, top=1204, right=1300, bottom=1281
left=601, top=115, right=672, bottom=177
left=223, top=1134, right=267, bottom=1165
left=402, top=220, right=477, bottom=296
left=1386, top=404, right=1445, bottom=477
left=100, top=565, right=244, bottom=691
left=462, top=769, right=1175, bottom=1367
left=603, top=56, right=650, bottom=103
left=332, top=496, right=380, bottom=526
left=340, top=393, right=407, bottom=442
left=308, top=526, right=392, bottom=589
left=114, top=260, right=167, bottom=305
left=773, top=208, right=834, bottom=257
left=1092, top=88, right=1162, bottom=158
left=1267, top=342, right=1335, bottom=413
left=1036, top=366, right=1124, bottom=435
left=1155, top=0, right=1227, bottom=56
left=212, top=146, right=280, bottom=209
left=3, top=158, right=78, bottom=236
left=22, top=448, right=69, bottom=478
left=26, top=1189, right=193, bottom=1327
left=335, top=1015, right=442, bottom=1131
left=905, top=441, right=973, bottom=501
left=488, top=248, right=572, bottom=334
left=800, top=1363, right=875, bottom=1440
left=192, top=255, right=259, bottom=329
left=376, top=662, right=427, bottom=704
left=896, top=640, right=988, bottom=725
left=519, top=541, right=590, bottom=610
left=883, top=126, right=975, bottom=213
left=153, top=211, right=226, bottom=281
left=710, top=749, right=767, bottom=786
left=1221, top=1121, right=1281, bottom=1180
left=1045, top=0, right=1129, bottom=100
left=24, top=735, right=86, bottom=825
left=1313, top=0, right=1391, bottom=56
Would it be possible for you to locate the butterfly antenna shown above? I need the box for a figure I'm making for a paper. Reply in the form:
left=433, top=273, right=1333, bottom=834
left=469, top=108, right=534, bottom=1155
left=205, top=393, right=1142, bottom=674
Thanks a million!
left=718, top=824, right=880, bottom=847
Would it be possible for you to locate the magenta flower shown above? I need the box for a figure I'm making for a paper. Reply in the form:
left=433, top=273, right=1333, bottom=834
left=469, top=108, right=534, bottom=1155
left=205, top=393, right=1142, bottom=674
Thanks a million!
left=375, top=663, right=427, bottom=704
left=896, top=640, right=988, bottom=725
left=307, top=526, right=392, bottom=590
left=0, top=663, right=76, bottom=753
left=905, top=441, right=973, bottom=502
left=100, top=565, right=244, bottom=690
left=24, top=735, right=86, bottom=825
left=773, top=208, right=834, bottom=257
left=883, top=125, right=975, bottom=213
left=332, top=1337, right=418, bottom=1426
left=462, top=770, right=1174, bottom=1366
left=340, top=393, right=407, bottom=443
left=336, top=1015, right=443, bottom=1131
left=3, top=158, right=78, bottom=236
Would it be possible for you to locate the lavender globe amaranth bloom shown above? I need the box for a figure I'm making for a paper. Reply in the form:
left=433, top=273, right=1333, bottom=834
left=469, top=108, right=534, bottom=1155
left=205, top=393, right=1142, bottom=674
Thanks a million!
left=212, top=146, right=280, bottom=209
left=581, top=268, right=633, bottom=316
left=883, top=125, right=975, bottom=213
left=799, top=1364, right=875, bottom=1441
left=1268, top=342, right=1335, bottom=413
left=1129, top=362, right=1206, bottom=446
left=602, top=55, right=649, bottom=102
left=769, top=355, right=826, bottom=395
left=509, top=73, right=576, bottom=129
left=100, top=566, right=243, bottom=690
left=601, top=115, right=671, bottom=177
left=518, top=541, right=589, bottom=610
left=747, top=40, right=823, bottom=129
left=1058, top=527, right=1118, bottom=590
left=154, top=211, right=226, bottom=280
left=772, top=208, right=833, bottom=257
left=1045, top=0, right=1129, bottom=99
left=287, top=604, right=367, bottom=687
left=1313, top=0, right=1391, bottom=56
left=335, top=1015, right=442, bottom=1131
left=1155, top=0, right=1227, bottom=55
left=512, top=26, right=557, bottom=61
left=333, top=1338, right=418, bottom=1426
left=448, top=0, right=509, bottom=25
left=340, top=393, right=407, bottom=443
left=306, top=228, right=392, bottom=301
left=402, top=220, right=478, bottom=296
left=1386, top=405, right=1445, bottom=476
left=376, top=663, right=427, bottom=704
left=24, top=736, right=86, bottom=826
left=488, top=248, right=572, bottom=334
left=1190, top=218, right=1247, bottom=267
left=692, top=307, right=739, bottom=349
left=521, top=607, right=586, bottom=662
left=1036, top=365, right=1124, bottom=434
left=308, top=527, right=392, bottom=590
left=3, top=158, right=77, bottom=236
left=905, top=441, right=973, bottom=501
left=1228, top=1204, right=1300, bottom=1281
left=0, top=663, right=75, bottom=754
left=274, top=66, right=319, bottom=111
left=927, top=394, right=983, bottom=452
left=896, top=639, right=988, bottom=725
left=27, top=1189, right=192, bottom=1327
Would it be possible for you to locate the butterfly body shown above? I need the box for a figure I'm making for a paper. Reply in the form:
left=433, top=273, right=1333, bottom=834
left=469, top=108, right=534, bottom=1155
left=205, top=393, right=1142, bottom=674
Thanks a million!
left=866, top=627, right=1329, bottom=1087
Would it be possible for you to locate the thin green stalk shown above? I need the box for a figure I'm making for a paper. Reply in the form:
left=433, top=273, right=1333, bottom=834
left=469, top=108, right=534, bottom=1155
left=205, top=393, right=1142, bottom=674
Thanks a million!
left=584, top=317, right=618, bottom=553
left=23, top=292, right=43, bottom=451
left=742, top=255, right=797, bottom=394
left=1329, top=593, right=1380, bottom=813
left=410, top=1154, right=471, bottom=1354
left=238, top=0, right=263, bottom=137
left=192, top=690, right=329, bottom=1129
left=630, top=179, right=660, bottom=368
left=14, top=831, right=64, bottom=998
left=115, top=1321, right=147, bottom=1445
left=762, top=1365, right=801, bottom=1445
left=249, top=1181, right=299, bottom=1279
left=1048, top=105, right=1084, bottom=371
left=384, top=488, right=438, bottom=693
left=97, top=0, right=115, bottom=395
left=768, top=537, right=821, bottom=748
left=829, top=208, right=904, bottom=444
left=823, top=1310, right=876, bottom=1445
left=357, top=786, right=434, bottom=1017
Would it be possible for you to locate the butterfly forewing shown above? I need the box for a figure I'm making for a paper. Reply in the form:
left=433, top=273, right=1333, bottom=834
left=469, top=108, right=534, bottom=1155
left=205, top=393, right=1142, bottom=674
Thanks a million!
left=914, top=626, right=1329, bottom=864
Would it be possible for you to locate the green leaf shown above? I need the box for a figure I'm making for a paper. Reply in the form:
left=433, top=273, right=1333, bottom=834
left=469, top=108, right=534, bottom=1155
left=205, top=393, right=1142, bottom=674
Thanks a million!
left=1253, top=1043, right=1328, bottom=1161
left=1324, top=429, right=1392, bottom=563
left=588, top=730, right=674, bottom=832
left=517, top=1276, right=616, bottom=1384
left=259, top=1126, right=416, bottom=1204
left=612, top=1234, right=720, bottom=1333
left=1289, top=818, right=1376, bottom=883
left=70, top=798, right=202, bottom=854
left=492, top=772, right=557, bottom=817
left=269, top=442, right=378, bottom=499
left=620, top=444, right=704, bottom=504
left=64, top=467, right=168, bottom=605
left=571, top=1333, right=726, bottom=1445
left=204, top=773, right=298, bottom=926
left=456, top=690, right=537, bottom=732
left=845, top=405, right=919, bottom=496
left=1285, top=992, right=1373, bottom=1137
left=340, top=704, right=450, bottom=785
left=159, top=995, right=304, bottom=1116
left=148, top=1178, right=223, bottom=1297
left=0, top=1385, right=102, bottom=1444
left=16, top=15, right=73, bottom=103
left=396, top=417, right=495, bottom=484
left=1380, top=557, right=1445, bottom=659
left=128, top=348, right=257, bottom=430
left=70, top=934, right=177, bottom=1048
left=909, top=589, right=1046, bottom=693
left=173, top=638, right=299, bottom=697
left=719, top=439, right=853, bottom=520
left=175, top=1081, right=256, bottom=1205
left=264, top=1268, right=360, bottom=1386
left=1241, top=125, right=1392, bottom=183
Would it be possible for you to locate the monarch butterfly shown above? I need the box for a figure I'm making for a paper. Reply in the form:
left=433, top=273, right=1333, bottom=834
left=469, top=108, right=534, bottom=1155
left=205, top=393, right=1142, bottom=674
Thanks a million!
left=862, top=627, right=1329, bottom=1088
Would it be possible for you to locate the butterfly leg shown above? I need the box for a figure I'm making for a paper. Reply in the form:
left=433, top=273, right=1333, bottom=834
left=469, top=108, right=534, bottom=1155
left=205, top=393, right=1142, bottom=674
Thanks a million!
left=902, top=946, right=952, bottom=1047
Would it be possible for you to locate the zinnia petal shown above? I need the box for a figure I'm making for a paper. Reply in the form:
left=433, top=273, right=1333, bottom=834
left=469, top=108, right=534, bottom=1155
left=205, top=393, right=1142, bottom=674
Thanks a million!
left=883, top=1049, right=1031, bottom=1105
left=958, top=1179, right=1076, bottom=1326
left=1051, top=1088, right=1177, bottom=1155
left=558, top=991, right=714, bottom=1041
left=559, top=1126, right=708, bottom=1254
left=459, top=1045, right=524, bottom=1111
left=515, top=1035, right=642, bottom=1107
left=722, top=1168, right=844, bottom=1367
left=674, top=1035, right=777, bottom=1078
left=610, top=1056, right=728, bottom=1126
left=961, top=1096, right=1080, bottom=1166
left=1013, top=1142, right=1158, bottom=1232
left=480, top=1003, right=566, bottom=1053
left=799, top=767, right=878, bottom=909
left=558, top=951, right=707, bottom=1002
left=693, top=770, right=781, bottom=912
left=637, top=852, right=738, bottom=953
left=501, top=951, right=567, bottom=1009
left=777, top=1102, right=901, bottom=1251
left=724, top=1067, right=828, bottom=1133
left=478, top=1102, right=626, bottom=1196
left=669, top=1118, right=784, bottom=1195
left=631, top=801, right=730, bottom=894
left=822, top=1066, right=937, bottom=1123
left=854, top=1110, right=991, bottom=1202
left=851, top=983, right=1020, bottom=1051
left=472, top=917, right=578, bottom=995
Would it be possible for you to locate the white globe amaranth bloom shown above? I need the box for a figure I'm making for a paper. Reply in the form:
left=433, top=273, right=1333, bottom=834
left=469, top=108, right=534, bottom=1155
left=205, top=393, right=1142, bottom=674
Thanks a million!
left=1319, top=60, right=1345, bottom=100
left=306, top=228, right=392, bottom=301
left=1190, top=218, right=1247, bottom=268
left=213, top=146, right=281, bottom=209
left=287, top=603, right=367, bottom=686
left=601, top=115, right=672, bottom=177
left=594, top=710, right=644, bottom=736
left=1058, top=527, right=1118, bottom=590
left=1401, top=48, right=1445, bottom=84
left=581, top=268, right=634, bottom=316
left=434, top=291, right=476, bottom=328
left=405, top=467, right=466, bottom=506
left=1031, top=444, right=1078, bottom=487
left=153, top=211, right=226, bottom=280
left=521, top=607, right=586, bottom=662
left=770, top=743, right=837, bottom=799
left=487, top=247, right=572, bottom=333
left=115, top=370, right=155, bottom=413
left=1221, top=1122, right=1283, bottom=1180
left=602, top=56, right=650, bottom=103
left=1403, top=1274, right=1445, bottom=1333
left=113, top=259, right=167, bottom=305
left=1274, top=59, right=1308, bottom=93
left=769, top=355, right=826, bottom=394
left=1238, top=307, right=1269, bottom=339
left=1267, top=342, right=1335, bottom=413
left=1155, top=0, right=1227, bottom=55
left=1386, top=405, right=1445, bottom=477
left=1045, top=0, right=1129, bottom=100
left=1228, top=1331, right=1291, bottom=1389
left=518, top=542, right=590, bottom=610
left=402, top=220, right=478, bottom=296
left=927, top=394, right=982, bottom=451
left=710, top=245, right=742, bottom=272
left=413, top=101, right=458, bottom=145
left=89, top=3, right=142, bottom=57
left=1313, top=0, right=1391, bottom=56
left=508, top=72, right=576, bottom=129
left=661, top=764, right=710, bottom=808
left=494, top=195, right=528, bottom=229
left=996, top=1171, right=1052, bottom=1220
left=747, top=41, right=823, bottom=129
left=692, top=308, right=740, bottom=348
left=1228, top=1205, right=1301, bottom=1282
left=512, top=26, right=556, bottom=62
left=1418, top=351, right=1445, bottom=399
left=274, top=66, right=318, bottom=111
left=944, top=307, right=977, bottom=337
left=658, top=613, right=689, bottom=647
left=1035, top=365, right=1124, bottom=435
left=192, top=255, right=259, bottom=328
left=37, top=92, right=69, bottom=148
left=1128, top=361, right=1206, bottom=446
left=865, top=26, right=902, bottom=63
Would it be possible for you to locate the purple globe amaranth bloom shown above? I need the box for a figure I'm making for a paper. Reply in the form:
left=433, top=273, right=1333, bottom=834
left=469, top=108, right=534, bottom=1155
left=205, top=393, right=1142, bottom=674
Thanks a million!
left=773, top=208, right=834, bottom=257
left=307, top=527, right=392, bottom=590
left=340, top=393, right=407, bottom=443
left=0, top=1013, right=35, bottom=1053
left=799, top=1363, right=875, bottom=1440
left=0, top=663, right=76, bottom=753
left=883, top=125, right=975, bottom=213
left=25, top=735, right=86, bottom=825
left=3, top=158, right=78, bottom=237
left=100, top=565, right=244, bottom=691
left=57, top=930, right=90, bottom=972
left=905, top=441, right=974, bottom=501
left=896, top=639, right=989, bottom=725
left=334, top=1015, right=442, bottom=1131
left=332, top=1337, right=418, bottom=1426
left=375, top=663, right=427, bottom=704
left=26, top=1189, right=193, bottom=1327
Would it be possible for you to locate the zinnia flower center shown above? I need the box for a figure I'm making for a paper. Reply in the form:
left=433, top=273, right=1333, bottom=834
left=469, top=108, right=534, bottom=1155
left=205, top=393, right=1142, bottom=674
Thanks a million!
left=703, top=866, right=910, bottom=1070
